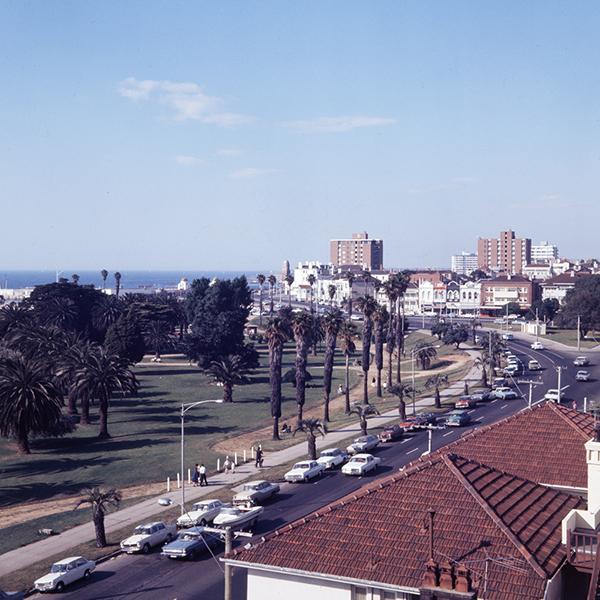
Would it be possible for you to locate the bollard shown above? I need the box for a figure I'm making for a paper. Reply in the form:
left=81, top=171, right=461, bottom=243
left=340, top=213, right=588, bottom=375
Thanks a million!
left=217, top=458, right=221, bottom=472
left=584, top=397, right=588, bottom=413
left=243, top=449, right=247, bottom=463
left=188, top=468, right=191, bottom=484
left=251, top=446, right=255, bottom=460
left=167, top=477, right=171, bottom=492
left=234, top=452, right=238, bottom=466
left=177, top=472, right=181, bottom=489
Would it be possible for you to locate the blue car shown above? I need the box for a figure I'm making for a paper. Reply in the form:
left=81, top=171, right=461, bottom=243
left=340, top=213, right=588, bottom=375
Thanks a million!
left=445, top=411, right=472, bottom=427
left=161, top=527, right=222, bottom=560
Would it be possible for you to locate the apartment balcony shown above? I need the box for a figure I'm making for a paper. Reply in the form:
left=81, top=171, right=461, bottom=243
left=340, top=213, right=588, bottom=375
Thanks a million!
left=568, top=528, right=600, bottom=573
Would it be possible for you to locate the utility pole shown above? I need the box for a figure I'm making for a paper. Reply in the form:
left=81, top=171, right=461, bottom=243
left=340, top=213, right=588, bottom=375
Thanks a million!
left=517, top=379, right=543, bottom=409
left=224, top=527, right=232, bottom=600
left=577, top=314, right=581, bottom=352
left=535, top=308, right=539, bottom=343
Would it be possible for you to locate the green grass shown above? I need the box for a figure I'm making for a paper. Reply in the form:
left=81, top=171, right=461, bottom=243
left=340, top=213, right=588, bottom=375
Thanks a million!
left=542, top=327, right=599, bottom=349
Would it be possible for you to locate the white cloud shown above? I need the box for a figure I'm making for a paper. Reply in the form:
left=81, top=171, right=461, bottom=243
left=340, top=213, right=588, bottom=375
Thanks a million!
left=174, top=155, right=206, bottom=167
left=216, top=147, right=243, bottom=157
left=284, top=115, right=396, bottom=133
left=229, top=167, right=277, bottom=179
left=118, top=77, right=253, bottom=127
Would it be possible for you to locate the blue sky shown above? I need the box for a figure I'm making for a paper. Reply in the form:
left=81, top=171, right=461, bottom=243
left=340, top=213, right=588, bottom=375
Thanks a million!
left=1, top=1, right=599, bottom=271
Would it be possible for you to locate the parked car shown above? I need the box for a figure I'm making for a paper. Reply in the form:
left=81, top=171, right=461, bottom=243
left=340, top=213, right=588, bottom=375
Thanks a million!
left=379, top=424, right=404, bottom=442
left=34, top=557, right=96, bottom=593
left=544, top=388, right=565, bottom=402
left=495, top=388, right=520, bottom=400
left=528, top=359, right=542, bottom=371
left=176, top=499, right=227, bottom=528
left=233, top=480, right=280, bottom=506
left=161, top=527, right=222, bottom=560
left=213, top=505, right=263, bottom=531
left=504, top=365, right=522, bottom=377
left=502, top=333, right=514, bottom=340
left=317, top=447, right=348, bottom=469
left=445, top=411, right=472, bottom=427
left=574, top=356, right=590, bottom=367
left=284, top=460, right=324, bottom=482
left=346, top=434, right=379, bottom=455
left=120, top=521, right=177, bottom=554
left=576, top=370, right=590, bottom=382
left=454, top=395, right=477, bottom=409
left=470, top=390, right=494, bottom=402
left=341, top=453, right=381, bottom=476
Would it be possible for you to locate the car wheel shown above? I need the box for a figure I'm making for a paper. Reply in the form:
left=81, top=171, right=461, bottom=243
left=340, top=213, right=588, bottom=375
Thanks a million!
left=142, top=543, right=150, bottom=554
left=84, top=569, right=91, bottom=579
left=56, top=581, right=65, bottom=592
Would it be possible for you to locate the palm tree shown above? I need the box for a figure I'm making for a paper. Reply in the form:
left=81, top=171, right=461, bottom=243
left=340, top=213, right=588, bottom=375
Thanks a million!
left=328, top=284, right=337, bottom=307
left=413, top=342, right=438, bottom=370
left=293, top=418, right=325, bottom=460
left=307, top=274, right=316, bottom=314
left=265, top=317, right=290, bottom=440
left=392, top=272, right=411, bottom=383
left=100, top=269, right=108, bottom=290
left=382, top=281, right=399, bottom=389
left=0, top=303, right=32, bottom=337
left=343, top=272, right=355, bottom=319
left=257, top=274, right=266, bottom=326
left=349, top=403, right=380, bottom=436
left=373, top=305, right=388, bottom=398
left=0, top=355, right=64, bottom=454
left=474, top=355, right=490, bottom=388
left=339, top=321, right=357, bottom=414
left=425, top=374, right=449, bottom=409
left=56, top=340, right=98, bottom=418
left=355, top=295, right=378, bottom=404
left=92, top=296, right=123, bottom=335
left=143, top=319, right=172, bottom=360
left=74, top=487, right=122, bottom=548
left=72, top=348, right=138, bottom=439
left=292, top=312, right=314, bottom=427
left=203, top=354, right=251, bottom=402
left=389, top=383, right=414, bottom=420
left=268, top=275, right=277, bottom=316
left=285, top=275, right=294, bottom=306
left=72, top=274, right=80, bottom=285
left=322, top=309, right=344, bottom=426
left=114, top=272, right=122, bottom=298
left=39, top=297, right=78, bottom=331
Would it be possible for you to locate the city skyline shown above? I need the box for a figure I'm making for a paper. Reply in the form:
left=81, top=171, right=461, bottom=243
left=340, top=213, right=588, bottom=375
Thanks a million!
left=2, top=2, right=599, bottom=270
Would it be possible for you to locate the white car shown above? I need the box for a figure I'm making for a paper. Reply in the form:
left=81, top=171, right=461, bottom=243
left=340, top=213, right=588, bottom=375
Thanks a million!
left=316, top=448, right=348, bottom=470
left=120, top=521, right=177, bottom=554
left=346, top=434, right=379, bottom=455
left=531, top=341, right=544, bottom=350
left=34, top=556, right=95, bottom=593
left=341, top=453, right=381, bottom=476
left=284, top=460, right=324, bottom=482
left=574, top=356, right=590, bottom=367
left=544, top=388, right=565, bottom=402
left=576, top=370, right=590, bottom=382
left=502, top=333, right=514, bottom=340
left=176, top=499, right=227, bottom=528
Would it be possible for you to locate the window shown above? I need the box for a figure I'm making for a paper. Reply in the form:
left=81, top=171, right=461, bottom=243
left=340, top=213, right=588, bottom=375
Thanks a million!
left=353, top=587, right=368, bottom=600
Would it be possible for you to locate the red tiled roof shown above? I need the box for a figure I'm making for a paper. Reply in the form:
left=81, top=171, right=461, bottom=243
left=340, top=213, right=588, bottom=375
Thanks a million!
left=423, top=402, right=592, bottom=489
left=229, top=453, right=583, bottom=600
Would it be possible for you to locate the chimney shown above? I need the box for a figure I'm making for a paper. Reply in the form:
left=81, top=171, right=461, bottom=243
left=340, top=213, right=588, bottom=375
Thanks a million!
left=439, top=560, right=455, bottom=590
left=585, top=424, right=600, bottom=513
left=455, top=565, right=473, bottom=593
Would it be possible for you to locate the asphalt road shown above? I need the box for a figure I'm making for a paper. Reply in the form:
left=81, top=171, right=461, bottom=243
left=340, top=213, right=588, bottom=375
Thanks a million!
left=35, top=338, right=598, bottom=600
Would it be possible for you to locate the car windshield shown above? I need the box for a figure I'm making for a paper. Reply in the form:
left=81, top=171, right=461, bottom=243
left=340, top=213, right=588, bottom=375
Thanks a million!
left=51, top=564, right=68, bottom=573
left=322, top=450, right=337, bottom=456
left=134, top=526, right=153, bottom=535
left=243, top=484, right=258, bottom=491
left=294, top=463, right=310, bottom=469
left=351, top=457, right=367, bottom=463
left=193, top=504, right=210, bottom=511
left=181, top=533, right=200, bottom=541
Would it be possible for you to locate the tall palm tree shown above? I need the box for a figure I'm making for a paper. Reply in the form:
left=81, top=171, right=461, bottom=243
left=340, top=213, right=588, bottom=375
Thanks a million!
left=0, top=355, right=64, bottom=454
left=372, top=305, right=388, bottom=398
left=307, top=274, right=316, bottom=314
left=143, top=319, right=172, bottom=360
left=100, top=269, right=108, bottom=290
left=293, top=418, right=325, bottom=460
left=265, top=317, right=289, bottom=440
left=285, top=275, right=294, bottom=306
left=257, top=274, right=266, bottom=326
left=56, top=340, right=98, bottom=418
left=389, top=383, right=414, bottom=420
left=349, top=403, right=380, bottom=436
left=203, top=354, right=251, bottom=402
left=268, top=275, right=277, bottom=316
left=355, top=295, right=378, bottom=404
left=344, top=272, right=355, bottom=319
left=339, top=321, right=357, bottom=414
left=322, top=309, right=344, bottom=426
left=74, top=487, right=122, bottom=548
left=72, top=348, right=138, bottom=439
left=114, top=272, right=122, bottom=298
left=382, top=281, right=398, bottom=389
left=392, top=272, right=411, bottom=383
left=328, top=284, right=337, bottom=307
left=40, top=297, right=78, bottom=331
left=0, top=303, right=32, bottom=337
left=425, top=374, right=449, bottom=409
left=91, top=296, right=123, bottom=335
left=292, top=312, right=314, bottom=427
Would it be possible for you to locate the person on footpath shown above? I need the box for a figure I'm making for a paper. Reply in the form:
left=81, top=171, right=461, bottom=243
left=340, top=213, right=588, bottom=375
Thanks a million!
left=199, top=463, right=208, bottom=486
left=223, top=456, right=232, bottom=474
left=191, top=464, right=200, bottom=486
left=255, top=446, right=264, bottom=468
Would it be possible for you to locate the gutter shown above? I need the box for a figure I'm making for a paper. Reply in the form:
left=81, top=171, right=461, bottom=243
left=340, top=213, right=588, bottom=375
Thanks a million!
left=221, top=558, right=420, bottom=595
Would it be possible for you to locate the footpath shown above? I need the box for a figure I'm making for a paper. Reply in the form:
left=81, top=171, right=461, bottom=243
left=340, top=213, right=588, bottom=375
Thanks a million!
left=0, top=349, right=481, bottom=579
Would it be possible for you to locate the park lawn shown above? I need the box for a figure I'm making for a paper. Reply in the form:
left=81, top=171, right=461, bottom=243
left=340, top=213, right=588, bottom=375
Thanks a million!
left=542, top=327, right=599, bottom=349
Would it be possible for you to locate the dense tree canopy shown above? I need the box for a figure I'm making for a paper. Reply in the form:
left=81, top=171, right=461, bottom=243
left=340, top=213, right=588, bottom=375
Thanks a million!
left=558, top=275, right=600, bottom=336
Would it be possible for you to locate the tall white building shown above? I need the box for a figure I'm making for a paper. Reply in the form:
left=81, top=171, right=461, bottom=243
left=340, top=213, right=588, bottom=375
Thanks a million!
left=531, top=241, right=559, bottom=264
left=451, top=252, right=478, bottom=275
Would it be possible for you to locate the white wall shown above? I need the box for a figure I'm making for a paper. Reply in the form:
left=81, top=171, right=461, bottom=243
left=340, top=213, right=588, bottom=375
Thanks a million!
left=247, top=569, right=350, bottom=600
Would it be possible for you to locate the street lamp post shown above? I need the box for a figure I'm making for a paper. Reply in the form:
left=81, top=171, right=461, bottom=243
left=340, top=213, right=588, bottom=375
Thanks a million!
left=180, top=399, right=223, bottom=515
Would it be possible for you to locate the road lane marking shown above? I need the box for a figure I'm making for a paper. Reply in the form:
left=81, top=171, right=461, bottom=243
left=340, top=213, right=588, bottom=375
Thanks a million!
left=491, top=399, right=498, bottom=403
left=467, top=409, right=476, bottom=414
left=500, top=404, right=508, bottom=409
left=475, top=417, right=484, bottom=422
left=400, top=439, right=410, bottom=444
left=443, top=431, right=454, bottom=437
left=406, top=448, right=420, bottom=454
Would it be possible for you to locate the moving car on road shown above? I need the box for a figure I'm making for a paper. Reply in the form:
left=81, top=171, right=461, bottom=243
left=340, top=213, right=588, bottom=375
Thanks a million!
left=213, top=505, right=263, bottom=531
left=176, top=499, right=227, bottom=528
left=341, top=453, right=381, bottom=476
left=445, top=411, right=472, bottom=427
left=284, top=460, right=324, bottom=482
left=161, top=527, right=222, bottom=560
left=379, top=424, right=403, bottom=442
left=232, top=480, right=280, bottom=506
left=531, top=341, right=544, bottom=350
left=346, top=434, right=379, bottom=455
left=574, top=356, right=590, bottom=367
left=317, top=448, right=348, bottom=469
left=576, top=370, right=590, bottom=382
left=492, top=377, right=508, bottom=389
left=544, top=388, right=565, bottom=402
left=34, top=557, right=95, bottom=593
left=455, top=396, right=477, bottom=409
left=502, top=333, right=514, bottom=340
left=470, top=390, right=494, bottom=402
left=493, top=387, right=520, bottom=400
left=528, top=359, right=542, bottom=371
left=120, top=521, right=176, bottom=554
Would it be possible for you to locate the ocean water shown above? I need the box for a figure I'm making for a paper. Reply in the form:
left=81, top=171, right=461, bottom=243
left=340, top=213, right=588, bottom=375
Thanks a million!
left=0, top=270, right=269, bottom=290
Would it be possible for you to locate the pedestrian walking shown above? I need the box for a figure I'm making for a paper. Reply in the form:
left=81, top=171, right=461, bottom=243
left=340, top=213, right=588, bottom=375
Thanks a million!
left=191, top=464, right=199, bottom=486
left=223, top=456, right=232, bottom=474
left=572, top=400, right=577, bottom=411
left=255, top=446, right=264, bottom=468
left=199, top=463, right=208, bottom=486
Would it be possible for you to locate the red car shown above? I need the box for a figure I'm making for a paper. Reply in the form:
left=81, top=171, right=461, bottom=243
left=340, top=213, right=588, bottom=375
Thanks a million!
left=455, top=396, right=477, bottom=409
left=379, top=424, right=403, bottom=442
